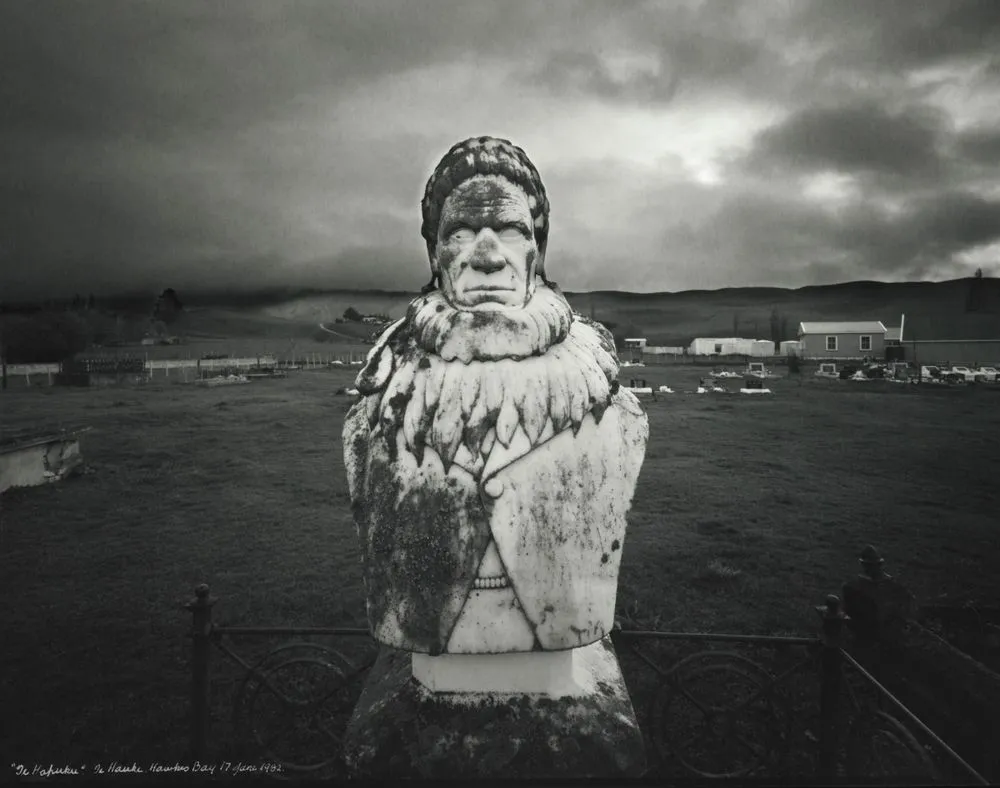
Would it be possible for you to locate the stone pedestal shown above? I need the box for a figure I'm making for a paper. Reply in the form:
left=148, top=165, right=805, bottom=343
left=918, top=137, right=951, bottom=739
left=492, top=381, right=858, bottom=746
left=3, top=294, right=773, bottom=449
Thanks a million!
left=342, top=636, right=646, bottom=780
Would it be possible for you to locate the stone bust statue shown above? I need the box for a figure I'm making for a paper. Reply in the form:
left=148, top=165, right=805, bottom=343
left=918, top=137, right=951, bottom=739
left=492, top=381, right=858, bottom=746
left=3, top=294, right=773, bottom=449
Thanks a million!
left=343, top=136, right=648, bottom=656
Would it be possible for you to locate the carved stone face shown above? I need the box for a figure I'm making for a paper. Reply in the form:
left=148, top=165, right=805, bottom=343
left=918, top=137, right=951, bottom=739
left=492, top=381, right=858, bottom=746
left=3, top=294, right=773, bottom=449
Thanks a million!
left=433, top=175, right=541, bottom=311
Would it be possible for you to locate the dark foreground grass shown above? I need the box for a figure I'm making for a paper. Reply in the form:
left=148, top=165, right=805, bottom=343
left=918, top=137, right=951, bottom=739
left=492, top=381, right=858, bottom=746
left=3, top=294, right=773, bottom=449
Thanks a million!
left=1, top=368, right=998, bottom=774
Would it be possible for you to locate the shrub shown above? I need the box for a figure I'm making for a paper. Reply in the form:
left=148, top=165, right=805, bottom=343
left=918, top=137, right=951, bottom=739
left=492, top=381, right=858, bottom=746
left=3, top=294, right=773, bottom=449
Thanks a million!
left=1, top=311, right=92, bottom=363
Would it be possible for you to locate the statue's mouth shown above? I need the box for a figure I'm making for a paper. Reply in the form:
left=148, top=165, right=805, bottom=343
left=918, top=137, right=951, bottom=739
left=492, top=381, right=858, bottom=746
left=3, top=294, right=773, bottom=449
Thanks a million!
left=472, top=574, right=510, bottom=590
left=467, top=286, right=515, bottom=292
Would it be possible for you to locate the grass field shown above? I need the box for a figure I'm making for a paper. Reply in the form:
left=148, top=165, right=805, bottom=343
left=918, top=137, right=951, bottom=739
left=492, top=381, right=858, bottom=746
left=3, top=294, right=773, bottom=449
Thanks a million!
left=1, top=364, right=998, bottom=773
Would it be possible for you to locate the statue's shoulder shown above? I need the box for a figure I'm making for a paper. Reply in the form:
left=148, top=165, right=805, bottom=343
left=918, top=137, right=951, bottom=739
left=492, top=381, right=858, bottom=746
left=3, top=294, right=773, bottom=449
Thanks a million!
left=610, top=384, right=647, bottom=419
left=355, top=317, right=408, bottom=394
left=571, top=314, right=617, bottom=358
left=564, top=313, right=619, bottom=384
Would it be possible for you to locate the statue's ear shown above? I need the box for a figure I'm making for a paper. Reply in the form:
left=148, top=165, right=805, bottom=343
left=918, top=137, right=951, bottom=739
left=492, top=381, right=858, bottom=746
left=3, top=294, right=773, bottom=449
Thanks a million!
left=427, top=240, right=439, bottom=273
left=534, top=242, right=547, bottom=280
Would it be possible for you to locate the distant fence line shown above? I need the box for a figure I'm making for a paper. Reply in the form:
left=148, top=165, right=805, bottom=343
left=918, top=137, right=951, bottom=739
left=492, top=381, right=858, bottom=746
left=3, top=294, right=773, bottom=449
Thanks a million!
left=0, top=353, right=885, bottom=381
left=2, top=353, right=368, bottom=385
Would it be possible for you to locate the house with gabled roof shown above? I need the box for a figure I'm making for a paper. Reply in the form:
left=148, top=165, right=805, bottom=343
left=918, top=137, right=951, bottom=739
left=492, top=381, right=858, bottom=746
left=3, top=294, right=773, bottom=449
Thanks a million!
left=798, top=321, right=887, bottom=359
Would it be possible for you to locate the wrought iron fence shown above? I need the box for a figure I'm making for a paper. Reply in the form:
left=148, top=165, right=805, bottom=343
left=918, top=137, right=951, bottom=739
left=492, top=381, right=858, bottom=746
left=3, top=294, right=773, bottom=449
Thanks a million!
left=183, top=586, right=989, bottom=783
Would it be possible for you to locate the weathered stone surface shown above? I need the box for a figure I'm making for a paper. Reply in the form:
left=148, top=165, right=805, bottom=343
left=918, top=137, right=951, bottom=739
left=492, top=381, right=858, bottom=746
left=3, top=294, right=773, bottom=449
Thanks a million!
left=343, top=637, right=646, bottom=780
left=344, top=313, right=648, bottom=654
left=482, top=391, right=647, bottom=650
left=340, top=135, right=650, bottom=778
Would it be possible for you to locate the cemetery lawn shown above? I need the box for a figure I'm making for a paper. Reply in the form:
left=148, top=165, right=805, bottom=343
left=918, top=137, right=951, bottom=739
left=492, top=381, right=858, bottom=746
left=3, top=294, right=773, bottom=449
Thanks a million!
left=1, top=368, right=998, bottom=769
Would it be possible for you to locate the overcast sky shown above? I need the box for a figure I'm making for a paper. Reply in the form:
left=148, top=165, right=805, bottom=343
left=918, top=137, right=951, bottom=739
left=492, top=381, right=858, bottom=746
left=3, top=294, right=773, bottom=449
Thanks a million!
left=2, top=0, right=999, bottom=300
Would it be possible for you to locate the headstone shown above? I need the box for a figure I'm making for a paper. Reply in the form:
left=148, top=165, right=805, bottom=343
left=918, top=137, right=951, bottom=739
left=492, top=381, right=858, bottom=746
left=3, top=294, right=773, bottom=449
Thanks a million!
left=341, top=136, right=649, bottom=779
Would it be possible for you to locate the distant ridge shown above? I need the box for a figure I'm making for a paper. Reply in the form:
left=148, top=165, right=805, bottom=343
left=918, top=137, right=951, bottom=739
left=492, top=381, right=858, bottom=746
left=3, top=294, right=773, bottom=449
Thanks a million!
left=5, top=277, right=996, bottom=347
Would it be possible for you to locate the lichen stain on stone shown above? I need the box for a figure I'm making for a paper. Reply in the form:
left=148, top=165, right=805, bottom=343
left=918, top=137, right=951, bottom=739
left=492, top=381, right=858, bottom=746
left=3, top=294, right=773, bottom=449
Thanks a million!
left=611, top=538, right=620, bottom=551
left=468, top=311, right=495, bottom=330
left=360, top=444, right=492, bottom=653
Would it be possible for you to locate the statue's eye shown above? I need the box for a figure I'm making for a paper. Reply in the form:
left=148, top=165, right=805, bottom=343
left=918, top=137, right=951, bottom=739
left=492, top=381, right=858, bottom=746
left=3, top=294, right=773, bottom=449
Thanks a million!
left=498, top=226, right=526, bottom=242
left=448, top=227, right=475, bottom=244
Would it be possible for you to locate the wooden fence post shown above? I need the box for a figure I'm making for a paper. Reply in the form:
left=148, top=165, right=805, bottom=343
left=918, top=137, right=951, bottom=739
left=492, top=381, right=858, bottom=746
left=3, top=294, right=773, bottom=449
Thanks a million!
left=817, top=593, right=848, bottom=780
left=185, top=584, right=216, bottom=761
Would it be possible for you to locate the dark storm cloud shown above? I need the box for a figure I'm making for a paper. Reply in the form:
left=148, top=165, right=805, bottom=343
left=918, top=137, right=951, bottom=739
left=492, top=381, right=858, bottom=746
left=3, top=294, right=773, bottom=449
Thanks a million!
left=530, top=0, right=1000, bottom=108
left=909, top=191, right=1000, bottom=251
left=794, top=0, right=1000, bottom=73
left=524, top=1, right=788, bottom=105
left=2, top=0, right=999, bottom=299
left=746, top=101, right=950, bottom=178
left=0, top=0, right=613, bottom=143
left=0, top=0, right=627, bottom=299
left=687, top=186, right=1000, bottom=285
left=956, top=126, right=1000, bottom=165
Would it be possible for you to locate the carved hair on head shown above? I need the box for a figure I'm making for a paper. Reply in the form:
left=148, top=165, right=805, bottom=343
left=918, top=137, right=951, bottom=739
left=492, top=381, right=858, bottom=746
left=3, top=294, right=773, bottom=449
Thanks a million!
left=420, top=136, right=550, bottom=268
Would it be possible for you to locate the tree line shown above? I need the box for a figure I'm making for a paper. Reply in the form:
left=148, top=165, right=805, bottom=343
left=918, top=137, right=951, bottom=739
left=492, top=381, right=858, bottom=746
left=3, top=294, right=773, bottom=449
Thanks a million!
left=0, top=289, right=182, bottom=364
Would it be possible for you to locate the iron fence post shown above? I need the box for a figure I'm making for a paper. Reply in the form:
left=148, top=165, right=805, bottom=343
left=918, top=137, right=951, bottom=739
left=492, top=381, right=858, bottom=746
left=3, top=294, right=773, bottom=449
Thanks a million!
left=817, top=594, right=848, bottom=781
left=185, top=583, right=216, bottom=762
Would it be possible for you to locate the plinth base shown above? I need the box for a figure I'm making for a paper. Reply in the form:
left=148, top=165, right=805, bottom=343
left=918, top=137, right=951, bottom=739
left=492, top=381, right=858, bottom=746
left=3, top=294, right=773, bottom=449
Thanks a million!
left=342, top=636, right=646, bottom=780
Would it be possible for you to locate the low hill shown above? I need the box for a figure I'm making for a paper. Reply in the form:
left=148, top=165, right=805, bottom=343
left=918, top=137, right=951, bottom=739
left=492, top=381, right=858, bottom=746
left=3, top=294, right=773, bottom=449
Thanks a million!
left=261, top=292, right=415, bottom=325
left=40, top=278, right=989, bottom=356
left=171, top=307, right=318, bottom=340
left=579, top=277, right=1000, bottom=345
left=231, top=277, right=1000, bottom=346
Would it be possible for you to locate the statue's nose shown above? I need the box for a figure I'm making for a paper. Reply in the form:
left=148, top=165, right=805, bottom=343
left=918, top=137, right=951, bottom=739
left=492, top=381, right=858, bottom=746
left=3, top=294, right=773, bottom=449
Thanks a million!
left=469, top=232, right=506, bottom=273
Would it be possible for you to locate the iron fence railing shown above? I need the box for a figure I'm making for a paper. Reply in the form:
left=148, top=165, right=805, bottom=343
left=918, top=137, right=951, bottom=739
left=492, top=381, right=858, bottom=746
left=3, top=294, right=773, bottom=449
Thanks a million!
left=183, top=585, right=989, bottom=783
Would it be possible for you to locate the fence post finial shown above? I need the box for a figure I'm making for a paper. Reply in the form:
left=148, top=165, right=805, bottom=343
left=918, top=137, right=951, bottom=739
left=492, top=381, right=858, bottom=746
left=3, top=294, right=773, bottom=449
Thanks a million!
left=859, top=544, right=889, bottom=582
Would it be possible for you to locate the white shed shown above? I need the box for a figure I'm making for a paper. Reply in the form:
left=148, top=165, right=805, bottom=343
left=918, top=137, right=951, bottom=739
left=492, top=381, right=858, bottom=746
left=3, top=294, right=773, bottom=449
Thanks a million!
left=689, top=337, right=738, bottom=355
left=689, top=337, right=772, bottom=356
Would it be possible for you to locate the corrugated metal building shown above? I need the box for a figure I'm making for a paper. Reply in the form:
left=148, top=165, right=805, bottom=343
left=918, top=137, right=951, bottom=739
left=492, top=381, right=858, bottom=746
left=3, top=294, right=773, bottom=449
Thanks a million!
left=905, top=340, right=1000, bottom=366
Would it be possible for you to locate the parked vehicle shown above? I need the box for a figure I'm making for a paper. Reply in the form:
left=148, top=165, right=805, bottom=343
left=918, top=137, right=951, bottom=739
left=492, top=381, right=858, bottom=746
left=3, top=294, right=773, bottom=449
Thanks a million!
left=972, top=366, right=998, bottom=382
left=925, top=366, right=966, bottom=384
left=947, top=365, right=978, bottom=382
left=886, top=362, right=912, bottom=381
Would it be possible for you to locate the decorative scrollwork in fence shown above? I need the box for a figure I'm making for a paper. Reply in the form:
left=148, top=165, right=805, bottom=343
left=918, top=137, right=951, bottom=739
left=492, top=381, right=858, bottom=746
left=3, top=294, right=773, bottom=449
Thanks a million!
left=647, top=650, right=794, bottom=779
left=228, top=642, right=367, bottom=775
left=184, top=587, right=988, bottom=783
left=845, top=708, right=938, bottom=783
